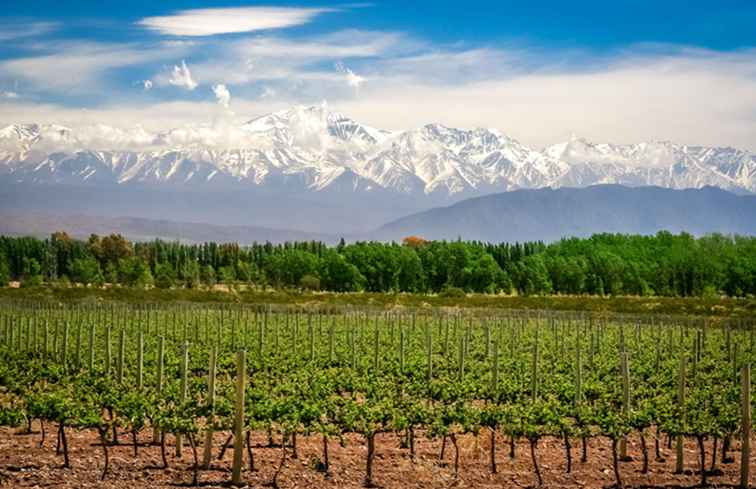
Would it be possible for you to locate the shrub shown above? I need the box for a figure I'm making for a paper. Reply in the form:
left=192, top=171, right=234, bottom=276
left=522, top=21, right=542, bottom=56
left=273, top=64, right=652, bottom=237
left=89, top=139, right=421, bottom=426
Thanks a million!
left=439, top=286, right=466, bottom=298
left=300, top=274, right=321, bottom=291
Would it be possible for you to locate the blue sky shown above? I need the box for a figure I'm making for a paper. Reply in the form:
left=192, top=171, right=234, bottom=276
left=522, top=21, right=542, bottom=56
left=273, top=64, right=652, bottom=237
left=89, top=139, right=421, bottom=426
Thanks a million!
left=1, top=1, right=756, bottom=149
left=4, top=1, right=756, bottom=49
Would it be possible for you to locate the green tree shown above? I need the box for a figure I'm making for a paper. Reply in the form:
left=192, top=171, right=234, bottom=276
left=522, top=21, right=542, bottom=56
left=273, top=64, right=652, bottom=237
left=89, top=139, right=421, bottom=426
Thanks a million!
left=21, top=257, right=43, bottom=287
left=513, top=255, right=552, bottom=295
left=320, top=251, right=365, bottom=292
left=396, top=246, right=424, bottom=292
left=117, top=257, right=152, bottom=287
left=0, top=252, right=9, bottom=287
left=154, top=263, right=176, bottom=289
left=218, top=265, right=237, bottom=284
left=464, top=253, right=502, bottom=293
left=71, top=257, right=103, bottom=286
left=201, top=264, right=216, bottom=287
left=180, top=260, right=201, bottom=289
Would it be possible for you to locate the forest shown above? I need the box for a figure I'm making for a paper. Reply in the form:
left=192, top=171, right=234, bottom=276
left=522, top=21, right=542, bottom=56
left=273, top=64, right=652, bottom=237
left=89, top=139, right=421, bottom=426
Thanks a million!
left=0, top=231, right=754, bottom=297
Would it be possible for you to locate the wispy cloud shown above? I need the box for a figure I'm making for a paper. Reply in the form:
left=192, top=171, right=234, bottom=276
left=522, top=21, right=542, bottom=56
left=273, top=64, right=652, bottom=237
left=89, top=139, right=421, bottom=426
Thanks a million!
left=0, top=41, right=189, bottom=92
left=335, top=62, right=366, bottom=88
left=137, top=7, right=334, bottom=36
left=168, top=60, right=198, bottom=90
left=1, top=91, right=20, bottom=99
left=186, top=30, right=416, bottom=87
left=0, top=21, right=58, bottom=41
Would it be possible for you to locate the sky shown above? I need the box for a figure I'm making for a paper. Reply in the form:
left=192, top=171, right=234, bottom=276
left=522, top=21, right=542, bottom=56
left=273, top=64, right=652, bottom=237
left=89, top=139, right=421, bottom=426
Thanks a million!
left=1, top=0, right=756, bottom=150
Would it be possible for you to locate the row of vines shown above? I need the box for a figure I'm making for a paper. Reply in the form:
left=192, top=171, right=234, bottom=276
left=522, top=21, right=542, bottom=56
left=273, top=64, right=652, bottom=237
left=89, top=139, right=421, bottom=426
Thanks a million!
left=0, top=302, right=755, bottom=487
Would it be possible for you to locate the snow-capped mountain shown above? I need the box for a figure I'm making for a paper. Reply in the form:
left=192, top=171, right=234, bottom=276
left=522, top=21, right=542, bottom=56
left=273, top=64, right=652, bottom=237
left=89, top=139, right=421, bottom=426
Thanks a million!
left=1, top=105, right=755, bottom=197
left=544, top=137, right=756, bottom=193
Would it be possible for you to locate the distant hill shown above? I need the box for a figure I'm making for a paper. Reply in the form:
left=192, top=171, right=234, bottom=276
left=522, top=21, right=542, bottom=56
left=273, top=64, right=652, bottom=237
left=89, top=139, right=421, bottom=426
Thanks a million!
left=0, top=213, right=335, bottom=244
left=4, top=185, right=754, bottom=245
left=374, top=185, right=756, bottom=242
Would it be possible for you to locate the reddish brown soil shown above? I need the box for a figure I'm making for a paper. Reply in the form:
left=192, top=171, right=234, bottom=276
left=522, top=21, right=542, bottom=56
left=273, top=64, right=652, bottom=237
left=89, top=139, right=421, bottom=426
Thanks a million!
left=1, top=424, right=753, bottom=488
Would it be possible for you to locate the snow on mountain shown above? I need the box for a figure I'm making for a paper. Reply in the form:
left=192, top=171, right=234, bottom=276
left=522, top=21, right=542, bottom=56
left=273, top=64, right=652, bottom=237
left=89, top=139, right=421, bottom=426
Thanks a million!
left=544, top=137, right=756, bottom=192
left=1, top=105, right=755, bottom=197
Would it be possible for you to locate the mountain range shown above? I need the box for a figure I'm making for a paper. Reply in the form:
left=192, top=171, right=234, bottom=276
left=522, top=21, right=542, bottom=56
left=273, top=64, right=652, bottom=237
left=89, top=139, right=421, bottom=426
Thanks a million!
left=1, top=104, right=755, bottom=235
left=2, top=185, right=753, bottom=244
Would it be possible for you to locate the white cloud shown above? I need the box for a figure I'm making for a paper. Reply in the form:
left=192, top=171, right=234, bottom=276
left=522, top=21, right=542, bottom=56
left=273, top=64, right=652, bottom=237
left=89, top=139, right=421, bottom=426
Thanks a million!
left=0, top=21, right=58, bottom=41
left=212, top=84, right=231, bottom=110
left=332, top=47, right=756, bottom=151
left=187, top=31, right=412, bottom=88
left=1, top=91, right=20, bottom=99
left=142, top=80, right=153, bottom=91
left=168, top=60, right=198, bottom=90
left=137, top=7, right=333, bottom=36
left=335, top=62, right=366, bottom=88
left=0, top=41, right=189, bottom=92
left=1, top=31, right=755, bottom=152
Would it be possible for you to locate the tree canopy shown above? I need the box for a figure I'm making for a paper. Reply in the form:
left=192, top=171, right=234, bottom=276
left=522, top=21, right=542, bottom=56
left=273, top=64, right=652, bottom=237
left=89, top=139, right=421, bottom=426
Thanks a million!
left=0, top=231, right=753, bottom=297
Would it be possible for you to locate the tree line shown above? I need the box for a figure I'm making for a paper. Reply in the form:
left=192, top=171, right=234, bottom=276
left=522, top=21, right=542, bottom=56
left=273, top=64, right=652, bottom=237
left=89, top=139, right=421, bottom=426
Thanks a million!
left=0, top=231, right=753, bottom=297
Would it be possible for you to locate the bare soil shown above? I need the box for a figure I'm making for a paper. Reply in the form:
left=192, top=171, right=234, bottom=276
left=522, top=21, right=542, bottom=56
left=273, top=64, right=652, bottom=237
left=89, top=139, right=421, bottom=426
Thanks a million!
left=1, top=424, right=753, bottom=488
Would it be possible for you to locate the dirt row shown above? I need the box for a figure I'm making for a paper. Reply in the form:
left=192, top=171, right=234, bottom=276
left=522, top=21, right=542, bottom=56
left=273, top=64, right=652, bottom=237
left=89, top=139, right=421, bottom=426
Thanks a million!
left=1, top=424, right=754, bottom=488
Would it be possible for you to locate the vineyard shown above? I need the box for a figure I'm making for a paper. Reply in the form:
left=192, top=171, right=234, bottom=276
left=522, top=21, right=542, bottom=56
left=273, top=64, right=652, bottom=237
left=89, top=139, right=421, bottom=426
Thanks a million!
left=1, top=302, right=756, bottom=488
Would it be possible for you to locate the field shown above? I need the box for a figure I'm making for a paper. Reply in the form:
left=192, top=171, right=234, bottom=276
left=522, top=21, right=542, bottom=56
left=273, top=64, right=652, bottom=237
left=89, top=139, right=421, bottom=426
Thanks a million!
left=1, top=285, right=755, bottom=317
left=1, top=301, right=756, bottom=488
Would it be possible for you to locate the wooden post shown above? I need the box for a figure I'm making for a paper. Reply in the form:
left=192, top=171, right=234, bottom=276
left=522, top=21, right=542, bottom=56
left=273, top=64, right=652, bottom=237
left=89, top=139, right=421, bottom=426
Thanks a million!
left=61, top=321, right=69, bottom=368
left=88, top=323, right=95, bottom=371
left=43, top=321, right=49, bottom=359
left=231, top=317, right=237, bottom=351
left=202, top=346, right=217, bottom=468
left=675, top=355, right=686, bottom=474
left=308, top=314, right=314, bottom=363
left=20, top=317, right=26, bottom=353
left=619, top=351, right=630, bottom=459
left=373, top=321, right=379, bottom=371
left=426, top=324, right=433, bottom=381
left=274, top=312, right=280, bottom=353
left=399, top=326, right=405, bottom=373
left=31, top=317, right=37, bottom=355
left=485, top=320, right=491, bottom=359
left=231, top=349, right=246, bottom=486
left=531, top=328, right=539, bottom=402
left=75, top=322, right=82, bottom=370
left=328, top=319, right=335, bottom=364
left=52, top=320, right=58, bottom=357
left=136, top=331, right=144, bottom=390
left=258, top=313, right=265, bottom=359
left=153, top=336, right=165, bottom=444
left=117, top=328, right=125, bottom=384
left=740, top=364, right=751, bottom=489
left=105, top=325, right=112, bottom=374
left=575, top=334, right=582, bottom=406
left=444, top=316, right=450, bottom=357
left=176, top=341, right=189, bottom=457
left=491, top=340, right=499, bottom=398
left=351, top=325, right=357, bottom=370
left=458, top=335, right=466, bottom=381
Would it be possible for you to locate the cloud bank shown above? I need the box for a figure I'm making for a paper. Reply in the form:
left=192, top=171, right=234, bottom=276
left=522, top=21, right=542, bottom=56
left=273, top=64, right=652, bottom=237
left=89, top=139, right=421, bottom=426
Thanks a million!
left=1, top=25, right=755, bottom=152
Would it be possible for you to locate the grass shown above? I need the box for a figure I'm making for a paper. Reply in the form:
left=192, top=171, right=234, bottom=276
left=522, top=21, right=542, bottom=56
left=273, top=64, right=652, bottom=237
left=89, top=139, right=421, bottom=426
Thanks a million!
left=0, top=285, right=754, bottom=318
